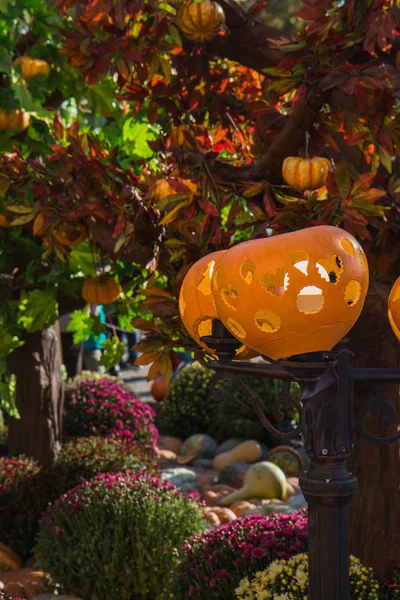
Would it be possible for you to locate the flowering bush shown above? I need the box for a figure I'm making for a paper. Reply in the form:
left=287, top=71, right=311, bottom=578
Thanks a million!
left=170, top=511, right=308, bottom=600
left=35, top=471, right=205, bottom=600
left=49, top=436, right=158, bottom=501
left=0, top=457, right=50, bottom=557
left=380, top=566, right=400, bottom=598
left=63, top=377, right=158, bottom=449
left=235, top=553, right=380, bottom=599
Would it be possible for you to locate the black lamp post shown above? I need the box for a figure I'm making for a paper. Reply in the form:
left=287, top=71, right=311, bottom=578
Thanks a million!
left=179, top=227, right=400, bottom=600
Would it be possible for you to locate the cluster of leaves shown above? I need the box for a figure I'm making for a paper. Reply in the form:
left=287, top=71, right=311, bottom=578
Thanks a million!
left=35, top=471, right=205, bottom=600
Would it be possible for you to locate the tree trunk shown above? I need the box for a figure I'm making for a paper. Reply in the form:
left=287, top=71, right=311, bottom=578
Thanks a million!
left=7, top=325, right=63, bottom=467
left=348, top=281, right=400, bottom=580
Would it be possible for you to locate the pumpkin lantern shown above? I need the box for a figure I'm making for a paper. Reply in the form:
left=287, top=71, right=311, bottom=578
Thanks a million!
left=179, top=251, right=256, bottom=358
left=178, top=0, right=225, bottom=43
left=82, top=275, right=122, bottom=305
left=209, top=225, right=368, bottom=360
left=282, top=157, right=331, bottom=191
left=388, top=276, right=400, bottom=341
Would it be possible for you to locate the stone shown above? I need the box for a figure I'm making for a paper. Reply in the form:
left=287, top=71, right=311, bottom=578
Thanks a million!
left=192, top=458, right=214, bottom=469
left=161, top=467, right=198, bottom=493
left=158, top=435, right=183, bottom=454
left=242, top=492, right=307, bottom=517
left=218, top=462, right=250, bottom=488
left=215, top=438, right=246, bottom=456
left=195, top=469, right=218, bottom=493
left=178, top=434, right=218, bottom=461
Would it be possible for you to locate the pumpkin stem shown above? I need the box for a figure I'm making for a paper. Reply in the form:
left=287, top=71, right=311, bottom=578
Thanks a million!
left=305, top=130, right=310, bottom=159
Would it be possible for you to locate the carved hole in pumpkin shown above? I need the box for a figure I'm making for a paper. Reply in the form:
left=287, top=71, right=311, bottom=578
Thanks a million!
left=344, top=280, right=361, bottom=306
left=212, top=267, right=220, bottom=290
left=316, top=255, right=343, bottom=284
left=254, top=309, right=281, bottom=333
left=293, top=260, right=308, bottom=276
left=221, top=284, right=239, bottom=310
left=260, top=269, right=289, bottom=297
left=197, top=260, right=215, bottom=296
left=341, top=238, right=356, bottom=257
left=359, top=250, right=368, bottom=272
left=240, top=260, right=255, bottom=285
left=179, top=293, right=186, bottom=317
left=196, top=318, right=213, bottom=340
left=226, top=317, right=247, bottom=339
left=297, top=286, right=324, bottom=314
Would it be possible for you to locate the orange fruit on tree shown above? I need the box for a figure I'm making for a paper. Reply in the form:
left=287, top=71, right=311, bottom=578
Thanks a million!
left=14, top=56, right=50, bottom=80
left=151, top=375, right=169, bottom=401
left=0, top=109, right=30, bottom=131
left=54, top=223, right=87, bottom=246
left=282, top=157, right=331, bottom=191
left=82, top=275, right=122, bottom=305
left=178, top=0, right=225, bottom=43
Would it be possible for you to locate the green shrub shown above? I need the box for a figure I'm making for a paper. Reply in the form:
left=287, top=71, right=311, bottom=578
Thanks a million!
left=0, top=456, right=50, bottom=557
left=63, top=376, right=158, bottom=450
left=35, top=471, right=205, bottom=600
left=158, top=362, right=217, bottom=439
left=0, top=410, right=7, bottom=456
left=235, top=553, right=380, bottom=600
left=211, top=375, right=300, bottom=443
left=50, top=436, right=157, bottom=502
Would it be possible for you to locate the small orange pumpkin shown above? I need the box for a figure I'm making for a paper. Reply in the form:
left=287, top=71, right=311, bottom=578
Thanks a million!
left=282, top=156, right=331, bottom=191
left=0, top=109, right=30, bottom=131
left=388, top=276, right=400, bottom=341
left=0, top=214, right=11, bottom=227
left=82, top=275, right=122, bottom=304
left=151, top=375, right=169, bottom=401
left=153, top=177, right=197, bottom=203
left=54, top=223, right=87, bottom=246
left=14, top=55, right=50, bottom=80
left=178, top=0, right=225, bottom=43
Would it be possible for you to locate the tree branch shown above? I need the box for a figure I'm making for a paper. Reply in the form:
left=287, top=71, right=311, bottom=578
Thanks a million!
left=173, top=87, right=325, bottom=184
left=206, top=0, right=293, bottom=72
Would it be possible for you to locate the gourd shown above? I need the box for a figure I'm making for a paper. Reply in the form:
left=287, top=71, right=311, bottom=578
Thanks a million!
left=0, top=109, right=30, bottom=131
left=208, top=506, right=236, bottom=524
left=388, top=276, right=400, bottom=341
left=178, top=0, right=225, bottom=43
left=212, top=440, right=262, bottom=471
left=0, top=543, right=22, bottom=571
left=282, top=156, right=331, bottom=191
left=151, top=375, right=168, bottom=401
left=54, top=223, right=87, bottom=246
left=265, top=445, right=304, bottom=477
left=220, top=462, right=287, bottom=506
left=14, top=56, right=50, bottom=79
left=82, top=275, right=122, bottom=304
left=230, top=500, right=256, bottom=516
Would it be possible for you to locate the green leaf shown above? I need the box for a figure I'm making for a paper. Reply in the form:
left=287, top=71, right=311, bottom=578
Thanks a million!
left=122, top=118, right=159, bottom=160
left=378, top=145, right=392, bottom=174
left=66, top=310, right=93, bottom=343
left=17, top=289, right=58, bottom=333
left=68, top=241, right=99, bottom=277
left=0, top=331, right=24, bottom=358
left=0, top=373, right=19, bottom=418
left=0, top=48, right=11, bottom=76
left=98, top=338, right=125, bottom=370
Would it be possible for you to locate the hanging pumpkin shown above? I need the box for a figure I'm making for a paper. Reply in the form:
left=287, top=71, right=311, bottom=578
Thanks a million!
left=14, top=55, right=50, bottom=80
left=211, top=225, right=369, bottom=360
left=179, top=251, right=257, bottom=359
left=282, top=157, right=331, bottom=191
left=153, top=177, right=197, bottom=203
left=82, top=275, right=122, bottom=304
left=0, top=214, right=11, bottom=227
left=388, top=276, right=400, bottom=341
left=54, top=223, right=87, bottom=246
left=151, top=375, right=169, bottom=401
left=178, top=0, right=225, bottom=43
left=0, top=109, right=30, bottom=131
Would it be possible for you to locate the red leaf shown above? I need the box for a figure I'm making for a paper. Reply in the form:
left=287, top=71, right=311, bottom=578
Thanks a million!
left=188, top=89, right=202, bottom=111
left=345, top=131, right=369, bottom=146
left=263, top=192, right=277, bottom=217
left=53, top=113, right=64, bottom=140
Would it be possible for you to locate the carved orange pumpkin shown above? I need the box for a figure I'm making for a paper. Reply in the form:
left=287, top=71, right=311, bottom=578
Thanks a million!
left=0, top=109, right=30, bottom=131
left=82, top=275, right=122, bottom=304
left=0, top=214, right=11, bottom=227
left=14, top=55, right=50, bottom=79
left=153, top=177, right=197, bottom=203
left=212, top=225, right=369, bottom=360
left=388, top=276, right=400, bottom=341
left=54, top=223, right=87, bottom=246
left=179, top=251, right=257, bottom=359
left=282, top=157, right=331, bottom=191
left=178, top=0, right=225, bottom=43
